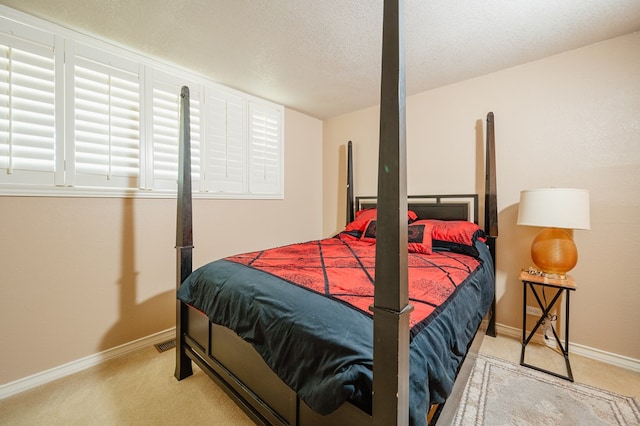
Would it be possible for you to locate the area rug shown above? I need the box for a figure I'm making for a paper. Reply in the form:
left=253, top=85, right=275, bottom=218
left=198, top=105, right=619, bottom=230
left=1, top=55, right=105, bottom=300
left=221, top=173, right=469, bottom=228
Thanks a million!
left=454, top=354, right=640, bottom=425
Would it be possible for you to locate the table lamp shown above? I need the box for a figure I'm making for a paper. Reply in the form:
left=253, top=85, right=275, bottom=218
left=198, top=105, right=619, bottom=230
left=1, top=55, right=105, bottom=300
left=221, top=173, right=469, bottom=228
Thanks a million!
left=517, top=188, right=590, bottom=278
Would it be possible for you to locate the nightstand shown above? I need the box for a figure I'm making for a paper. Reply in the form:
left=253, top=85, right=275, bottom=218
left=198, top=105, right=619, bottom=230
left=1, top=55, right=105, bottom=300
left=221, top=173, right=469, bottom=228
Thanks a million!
left=519, top=270, right=576, bottom=382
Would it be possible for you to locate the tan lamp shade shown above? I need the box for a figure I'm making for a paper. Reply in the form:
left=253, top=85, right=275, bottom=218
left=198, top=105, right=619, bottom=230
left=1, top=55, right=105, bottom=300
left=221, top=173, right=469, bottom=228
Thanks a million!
left=517, top=188, right=590, bottom=277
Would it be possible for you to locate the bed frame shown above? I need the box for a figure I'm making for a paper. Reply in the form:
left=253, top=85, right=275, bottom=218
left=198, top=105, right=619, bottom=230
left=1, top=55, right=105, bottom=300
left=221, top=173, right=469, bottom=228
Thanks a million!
left=174, top=1, right=498, bottom=424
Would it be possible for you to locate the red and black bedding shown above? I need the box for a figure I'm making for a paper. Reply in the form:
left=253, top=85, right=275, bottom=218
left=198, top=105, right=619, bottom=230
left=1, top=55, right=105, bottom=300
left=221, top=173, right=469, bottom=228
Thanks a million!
left=177, top=210, right=494, bottom=426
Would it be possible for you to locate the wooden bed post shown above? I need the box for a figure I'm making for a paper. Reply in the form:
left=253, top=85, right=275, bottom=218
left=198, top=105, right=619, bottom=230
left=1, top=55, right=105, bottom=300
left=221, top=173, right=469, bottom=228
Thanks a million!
left=175, top=86, right=194, bottom=380
left=370, top=1, right=412, bottom=424
left=346, top=140, right=355, bottom=225
left=484, top=112, right=498, bottom=337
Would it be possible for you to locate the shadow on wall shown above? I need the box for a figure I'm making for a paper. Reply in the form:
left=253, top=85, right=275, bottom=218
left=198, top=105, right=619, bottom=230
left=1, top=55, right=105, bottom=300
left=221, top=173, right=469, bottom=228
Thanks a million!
left=471, top=113, right=545, bottom=331
left=99, top=195, right=174, bottom=352
left=495, top=203, right=540, bottom=329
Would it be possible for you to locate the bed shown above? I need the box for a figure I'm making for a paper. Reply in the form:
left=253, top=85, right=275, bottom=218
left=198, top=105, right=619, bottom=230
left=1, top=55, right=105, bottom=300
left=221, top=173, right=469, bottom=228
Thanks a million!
left=174, top=2, right=498, bottom=425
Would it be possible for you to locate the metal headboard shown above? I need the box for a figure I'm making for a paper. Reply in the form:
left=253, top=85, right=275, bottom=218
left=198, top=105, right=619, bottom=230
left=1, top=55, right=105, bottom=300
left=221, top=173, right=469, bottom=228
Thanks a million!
left=355, top=194, right=479, bottom=224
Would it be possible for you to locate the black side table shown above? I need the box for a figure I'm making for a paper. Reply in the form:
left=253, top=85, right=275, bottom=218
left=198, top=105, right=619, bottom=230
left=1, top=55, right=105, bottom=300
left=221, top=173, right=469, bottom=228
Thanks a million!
left=519, top=270, right=576, bottom=382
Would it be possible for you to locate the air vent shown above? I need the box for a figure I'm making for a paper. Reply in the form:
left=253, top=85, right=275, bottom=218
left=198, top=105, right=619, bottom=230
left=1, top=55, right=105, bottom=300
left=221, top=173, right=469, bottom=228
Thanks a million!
left=154, top=339, right=176, bottom=353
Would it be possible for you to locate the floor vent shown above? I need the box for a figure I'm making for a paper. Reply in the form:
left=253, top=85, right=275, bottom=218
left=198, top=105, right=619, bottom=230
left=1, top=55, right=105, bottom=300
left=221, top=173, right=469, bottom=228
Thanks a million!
left=154, top=339, right=176, bottom=353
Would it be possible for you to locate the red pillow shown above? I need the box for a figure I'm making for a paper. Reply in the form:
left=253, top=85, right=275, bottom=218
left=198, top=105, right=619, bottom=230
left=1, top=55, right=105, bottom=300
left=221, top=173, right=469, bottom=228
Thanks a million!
left=359, top=219, right=432, bottom=255
left=345, top=208, right=418, bottom=233
left=407, top=221, right=432, bottom=255
left=413, top=219, right=484, bottom=244
left=412, top=219, right=485, bottom=257
left=359, top=218, right=378, bottom=243
left=345, top=208, right=378, bottom=232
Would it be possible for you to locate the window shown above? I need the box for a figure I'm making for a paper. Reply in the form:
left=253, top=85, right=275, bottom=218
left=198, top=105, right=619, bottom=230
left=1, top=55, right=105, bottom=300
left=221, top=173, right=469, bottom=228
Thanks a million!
left=149, top=70, right=203, bottom=192
left=67, top=40, right=142, bottom=189
left=248, top=102, right=283, bottom=194
left=204, top=87, right=245, bottom=193
left=0, top=6, right=284, bottom=198
left=0, top=15, right=60, bottom=187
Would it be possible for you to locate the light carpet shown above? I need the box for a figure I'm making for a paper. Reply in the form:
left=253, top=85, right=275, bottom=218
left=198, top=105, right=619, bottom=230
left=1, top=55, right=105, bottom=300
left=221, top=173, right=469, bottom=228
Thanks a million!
left=454, top=354, right=640, bottom=425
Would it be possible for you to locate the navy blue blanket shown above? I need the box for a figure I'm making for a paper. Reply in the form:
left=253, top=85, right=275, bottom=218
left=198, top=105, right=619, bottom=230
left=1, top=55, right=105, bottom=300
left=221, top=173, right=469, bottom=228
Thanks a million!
left=178, top=239, right=494, bottom=425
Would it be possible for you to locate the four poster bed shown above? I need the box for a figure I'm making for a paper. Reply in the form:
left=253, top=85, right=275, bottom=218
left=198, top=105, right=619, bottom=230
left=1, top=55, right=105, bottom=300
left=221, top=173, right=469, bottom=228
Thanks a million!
left=174, top=2, right=498, bottom=425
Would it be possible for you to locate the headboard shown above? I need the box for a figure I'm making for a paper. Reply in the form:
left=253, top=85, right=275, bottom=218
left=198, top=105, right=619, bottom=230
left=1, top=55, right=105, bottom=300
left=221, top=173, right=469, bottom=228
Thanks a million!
left=355, top=194, right=479, bottom=224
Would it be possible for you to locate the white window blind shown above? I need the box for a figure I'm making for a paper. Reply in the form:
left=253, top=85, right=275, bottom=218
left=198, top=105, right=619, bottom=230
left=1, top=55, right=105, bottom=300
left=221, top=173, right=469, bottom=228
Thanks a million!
left=248, top=102, right=283, bottom=195
left=204, top=87, right=245, bottom=193
left=67, top=41, right=141, bottom=189
left=0, top=6, right=284, bottom=198
left=150, top=71, right=201, bottom=191
left=0, top=18, right=58, bottom=186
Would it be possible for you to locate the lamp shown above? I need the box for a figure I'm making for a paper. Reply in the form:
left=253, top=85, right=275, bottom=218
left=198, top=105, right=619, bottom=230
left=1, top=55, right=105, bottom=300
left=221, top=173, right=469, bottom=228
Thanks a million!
left=517, top=188, right=590, bottom=278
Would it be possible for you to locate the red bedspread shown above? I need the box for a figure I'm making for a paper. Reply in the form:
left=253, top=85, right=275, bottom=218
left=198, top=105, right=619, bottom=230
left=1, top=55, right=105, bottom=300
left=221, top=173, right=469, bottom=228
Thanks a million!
left=226, top=233, right=481, bottom=332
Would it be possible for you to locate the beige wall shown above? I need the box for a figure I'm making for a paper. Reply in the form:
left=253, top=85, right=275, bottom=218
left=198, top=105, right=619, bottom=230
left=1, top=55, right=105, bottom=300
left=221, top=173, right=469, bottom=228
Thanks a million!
left=323, top=33, right=640, bottom=360
left=2, top=30, right=638, bottom=388
left=0, top=108, right=323, bottom=385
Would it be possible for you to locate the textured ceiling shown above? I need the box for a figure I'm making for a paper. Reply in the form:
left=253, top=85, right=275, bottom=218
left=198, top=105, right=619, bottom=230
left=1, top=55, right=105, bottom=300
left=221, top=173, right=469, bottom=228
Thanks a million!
left=2, top=0, right=640, bottom=119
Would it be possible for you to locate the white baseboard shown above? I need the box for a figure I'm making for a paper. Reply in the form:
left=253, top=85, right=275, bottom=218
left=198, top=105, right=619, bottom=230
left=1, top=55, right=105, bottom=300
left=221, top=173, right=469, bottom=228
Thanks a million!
left=0, top=328, right=175, bottom=400
left=495, top=323, right=640, bottom=373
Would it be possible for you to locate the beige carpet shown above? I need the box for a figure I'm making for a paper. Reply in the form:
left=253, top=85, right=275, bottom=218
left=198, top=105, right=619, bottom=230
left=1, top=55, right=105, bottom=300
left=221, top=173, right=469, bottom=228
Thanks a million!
left=0, top=346, right=253, bottom=426
left=1, top=335, right=638, bottom=425
left=454, top=353, right=640, bottom=425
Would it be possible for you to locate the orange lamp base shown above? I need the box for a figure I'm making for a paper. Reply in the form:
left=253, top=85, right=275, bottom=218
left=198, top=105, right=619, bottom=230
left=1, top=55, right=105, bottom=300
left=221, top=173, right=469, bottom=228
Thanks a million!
left=531, top=227, right=577, bottom=278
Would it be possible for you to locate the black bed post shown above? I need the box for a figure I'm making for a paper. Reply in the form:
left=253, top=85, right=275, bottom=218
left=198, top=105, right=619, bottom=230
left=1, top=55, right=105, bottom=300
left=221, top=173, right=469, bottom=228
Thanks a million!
left=370, top=1, right=413, bottom=425
left=175, top=86, right=194, bottom=380
left=346, top=140, right=355, bottom=225
left=484, top=112, right=498, bottom=337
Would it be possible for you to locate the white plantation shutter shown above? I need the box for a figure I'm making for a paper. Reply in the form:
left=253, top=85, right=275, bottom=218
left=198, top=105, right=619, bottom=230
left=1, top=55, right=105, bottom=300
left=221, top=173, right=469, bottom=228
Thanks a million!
left=204, top=87, right=245, bottom=193
left=0, top=19, right=59, bottom=185
left=0, top=8, right=284, bottom=198
left=248, top=102, right=282, bottom=195
left=150, top=71, right=201, bottom=191
left=67, top=42, right=141, bottom=188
